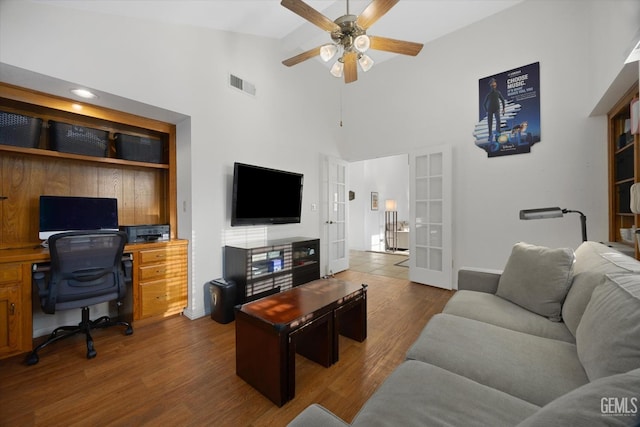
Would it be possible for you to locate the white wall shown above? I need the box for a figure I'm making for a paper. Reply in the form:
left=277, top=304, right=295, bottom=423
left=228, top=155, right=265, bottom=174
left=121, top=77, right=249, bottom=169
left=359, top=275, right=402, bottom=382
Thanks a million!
left=0, top=0, right=343, bottom=323
left=0, top=0, right=637, bottom=325
left=340, top=0, right=639, bottom=275
left=349, top=155, right=409, bottom=251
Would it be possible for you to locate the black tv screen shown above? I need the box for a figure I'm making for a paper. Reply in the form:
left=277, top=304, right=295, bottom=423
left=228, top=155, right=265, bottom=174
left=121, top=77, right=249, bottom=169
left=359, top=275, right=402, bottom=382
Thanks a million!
left=39, top=195, right=119, bottom=240
left=231, top=162, right=303, bottom=226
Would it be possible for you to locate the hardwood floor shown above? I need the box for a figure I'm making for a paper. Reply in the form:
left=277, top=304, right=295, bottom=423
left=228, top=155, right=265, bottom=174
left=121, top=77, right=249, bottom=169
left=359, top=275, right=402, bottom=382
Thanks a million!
left=0, top=269, right=453, bottom=427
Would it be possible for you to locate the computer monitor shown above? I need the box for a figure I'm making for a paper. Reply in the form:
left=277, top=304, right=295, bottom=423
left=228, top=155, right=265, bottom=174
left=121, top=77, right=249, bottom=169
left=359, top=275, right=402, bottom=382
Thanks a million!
left=38, top=195, right=119, bottom=241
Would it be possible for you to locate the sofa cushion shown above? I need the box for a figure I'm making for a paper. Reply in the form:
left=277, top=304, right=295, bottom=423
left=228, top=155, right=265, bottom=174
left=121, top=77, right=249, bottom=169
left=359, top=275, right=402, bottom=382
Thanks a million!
left=406, top=313, right=589, bottom=406
left=496, top=242, right=574, bottom=321
left=287, top=404, right=350, bottom=427
left=563, top=241, right=640, bottom=337
left=443, top=290, right=575, bottom=343
left=516, top=368, right=640, bottom=427
left=351, top=360, right=539, bottom=427
left=576, top=273, right=640, bottom=381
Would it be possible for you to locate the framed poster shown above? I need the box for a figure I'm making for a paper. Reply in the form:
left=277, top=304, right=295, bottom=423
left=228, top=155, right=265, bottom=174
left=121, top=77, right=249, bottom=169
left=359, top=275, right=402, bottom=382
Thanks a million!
left=371, top=192, right=379, bottom=210
left=473, top=62, right=541, bottom=157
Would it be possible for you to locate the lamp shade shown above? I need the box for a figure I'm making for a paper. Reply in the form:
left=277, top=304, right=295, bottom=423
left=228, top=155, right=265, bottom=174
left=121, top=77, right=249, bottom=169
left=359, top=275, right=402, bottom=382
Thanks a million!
left=354, top=35, right=370, bottom=53
left=358, top=54, right=374, bottom=72
left=519, top=207, right=563, bottom=220
left=320, top=44, right=338, bottom=62
left=330, top=61, right=344, bottom=78
left=385, top=199, right=397, bottom=211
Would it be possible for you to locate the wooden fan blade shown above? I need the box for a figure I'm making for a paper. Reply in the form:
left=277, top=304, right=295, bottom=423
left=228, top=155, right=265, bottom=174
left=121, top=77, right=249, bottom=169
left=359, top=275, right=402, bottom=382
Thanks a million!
left=343, top=51, right=358, bottom=84
left=282, top=46, right=322, bottom=67
left=356, top=0, right=399, bottom=30
left=281, top=0, right=340, bottom=33
left=369, top=35, right=423, bottom=56
left=282, top=46, right=320, bottom=67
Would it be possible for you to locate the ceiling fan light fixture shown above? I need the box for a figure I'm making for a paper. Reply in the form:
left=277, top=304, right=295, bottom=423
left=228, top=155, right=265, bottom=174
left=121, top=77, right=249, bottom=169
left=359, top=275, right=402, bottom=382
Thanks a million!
left=358, top=54, right=374, bottom=72
left=330, top=60, right=344, bottom=78
left=354, top=34, right=370, bottom=53
left=320, top=44, right=338, bottom=62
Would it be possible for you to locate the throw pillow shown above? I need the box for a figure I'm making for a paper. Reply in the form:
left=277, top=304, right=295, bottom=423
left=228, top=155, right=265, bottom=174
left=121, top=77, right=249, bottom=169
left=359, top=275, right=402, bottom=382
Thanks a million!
left=496, top=242, right=575, bottom=321
left=516, top=368, right=640, bottom=427
left=576, top=273, right=640, bottom=381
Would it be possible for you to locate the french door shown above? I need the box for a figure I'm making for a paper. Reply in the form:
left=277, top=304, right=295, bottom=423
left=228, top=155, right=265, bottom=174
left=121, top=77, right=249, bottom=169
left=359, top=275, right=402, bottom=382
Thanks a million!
left=409, top=145, right=452, bottom=289
left=322, top=156, right=349, bottom=275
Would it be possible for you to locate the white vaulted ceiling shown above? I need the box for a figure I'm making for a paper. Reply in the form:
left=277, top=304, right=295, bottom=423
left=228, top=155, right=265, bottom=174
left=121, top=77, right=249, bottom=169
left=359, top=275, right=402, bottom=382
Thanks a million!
left=33, top=0, right=523, bottom=63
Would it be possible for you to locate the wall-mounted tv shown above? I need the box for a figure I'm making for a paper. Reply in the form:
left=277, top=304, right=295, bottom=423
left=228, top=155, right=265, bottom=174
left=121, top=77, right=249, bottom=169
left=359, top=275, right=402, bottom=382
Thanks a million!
left=231, top=162, right=303, bottom=226
left=39, top=195, right=119, bottom=240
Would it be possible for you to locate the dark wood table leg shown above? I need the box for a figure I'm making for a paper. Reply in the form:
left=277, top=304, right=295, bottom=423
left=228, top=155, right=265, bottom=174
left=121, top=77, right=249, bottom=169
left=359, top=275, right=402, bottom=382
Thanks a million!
left=235, top=311, right=289, bottom=406
left=333, top=287, right=368, bottom=363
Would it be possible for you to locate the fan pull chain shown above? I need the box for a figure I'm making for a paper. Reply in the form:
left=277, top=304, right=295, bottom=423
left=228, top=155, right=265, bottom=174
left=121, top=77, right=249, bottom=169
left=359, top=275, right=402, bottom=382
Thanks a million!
left=339, top=88, right=343, bottom=127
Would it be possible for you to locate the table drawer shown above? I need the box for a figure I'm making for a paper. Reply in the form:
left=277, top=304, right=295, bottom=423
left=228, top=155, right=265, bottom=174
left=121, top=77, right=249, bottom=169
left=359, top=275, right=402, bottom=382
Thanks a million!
left=0, top=264, right=22, bottom=285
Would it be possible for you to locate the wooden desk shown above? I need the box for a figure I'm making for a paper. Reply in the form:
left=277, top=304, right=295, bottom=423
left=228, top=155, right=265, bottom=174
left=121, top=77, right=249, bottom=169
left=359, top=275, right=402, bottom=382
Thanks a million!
left=235, top=279, right=367, bottom=406
left=0, top=239, right=188, bottom=360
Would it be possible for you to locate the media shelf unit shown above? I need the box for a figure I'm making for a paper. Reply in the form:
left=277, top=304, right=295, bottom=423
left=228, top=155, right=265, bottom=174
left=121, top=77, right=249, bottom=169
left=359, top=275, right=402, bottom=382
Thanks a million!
left=224, top=237, right=320, bottom=303
left=608, top=82, right=639, bottom=258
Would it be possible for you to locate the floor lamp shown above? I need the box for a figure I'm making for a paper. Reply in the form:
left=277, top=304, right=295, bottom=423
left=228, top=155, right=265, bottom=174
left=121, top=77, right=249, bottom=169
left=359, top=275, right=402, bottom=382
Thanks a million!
left=385, top=199, right=398, bottom=251
left=519, top=207, right=587, bottom=242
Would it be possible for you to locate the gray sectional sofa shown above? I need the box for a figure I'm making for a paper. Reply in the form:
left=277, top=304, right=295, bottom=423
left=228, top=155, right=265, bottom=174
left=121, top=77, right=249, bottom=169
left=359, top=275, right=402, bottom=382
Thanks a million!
left=288, top=241, right=640, bottom=426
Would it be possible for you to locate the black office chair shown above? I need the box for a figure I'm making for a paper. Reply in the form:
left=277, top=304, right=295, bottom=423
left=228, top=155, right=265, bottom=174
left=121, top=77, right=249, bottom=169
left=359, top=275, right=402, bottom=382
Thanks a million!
left=26, top=230, right=133, bottom=365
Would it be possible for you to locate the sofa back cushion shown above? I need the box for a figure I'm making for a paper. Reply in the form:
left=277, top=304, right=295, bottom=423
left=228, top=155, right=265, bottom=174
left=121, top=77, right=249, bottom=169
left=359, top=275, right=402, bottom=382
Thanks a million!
left=496, top=242, right=574, bottom=322
left=563, top=242, right=640, bottom=336
left=516, top=368, right=640, bottom=427
left=576, top=273, right=640, bottom=381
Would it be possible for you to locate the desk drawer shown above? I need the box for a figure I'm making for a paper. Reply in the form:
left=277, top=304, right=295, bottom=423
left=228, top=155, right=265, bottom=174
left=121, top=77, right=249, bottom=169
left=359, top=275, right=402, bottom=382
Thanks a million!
left=0, top=264, right=22, bottom=285
left=140, top=277, right=187, bottom=318
left=139, top=246, right=186, bottom=265
left=139, top=261, right=186, bottom=282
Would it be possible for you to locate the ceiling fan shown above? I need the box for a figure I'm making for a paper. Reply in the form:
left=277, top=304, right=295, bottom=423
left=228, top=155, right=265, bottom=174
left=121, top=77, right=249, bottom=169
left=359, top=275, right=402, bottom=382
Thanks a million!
left=281, top=0, right=423, bottom=84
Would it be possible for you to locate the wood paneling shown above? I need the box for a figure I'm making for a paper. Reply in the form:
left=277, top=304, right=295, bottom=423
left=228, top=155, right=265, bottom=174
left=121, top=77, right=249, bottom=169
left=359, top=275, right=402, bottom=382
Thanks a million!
left=0, top=82, right=179, bottom=247
left=0, top=155, right=167, bottom=247
left=0, top=269, right=453, bottom=426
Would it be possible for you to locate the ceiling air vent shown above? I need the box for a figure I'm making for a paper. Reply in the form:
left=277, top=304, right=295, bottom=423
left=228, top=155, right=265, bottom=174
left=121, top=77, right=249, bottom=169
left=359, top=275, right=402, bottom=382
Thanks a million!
left=229, top=74, right=256, bottom=97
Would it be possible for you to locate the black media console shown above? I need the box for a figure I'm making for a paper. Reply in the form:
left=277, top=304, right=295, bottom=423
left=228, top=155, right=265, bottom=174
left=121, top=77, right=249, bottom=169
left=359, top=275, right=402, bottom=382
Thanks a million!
left=223, top=237, right=320, bottom=303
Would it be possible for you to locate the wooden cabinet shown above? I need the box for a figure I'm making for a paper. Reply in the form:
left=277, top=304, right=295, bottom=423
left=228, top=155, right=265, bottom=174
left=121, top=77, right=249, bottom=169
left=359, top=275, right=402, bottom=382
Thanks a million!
left=609, top=83, right=640, bottom=257
left=0, top=263, right=31, bottom=359
left=135, top=240, right=188, bottom=320
left=0, top=82, right=178, bottom=248
left=0, top=83, right=188, bottom=359
left=225, top=237, right=320, bottom=303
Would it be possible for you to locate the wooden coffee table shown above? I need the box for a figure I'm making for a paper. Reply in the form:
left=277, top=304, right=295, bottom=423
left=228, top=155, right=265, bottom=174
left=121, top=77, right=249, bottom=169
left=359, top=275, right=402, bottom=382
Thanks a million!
left=235, top=278, right=367, bottom=406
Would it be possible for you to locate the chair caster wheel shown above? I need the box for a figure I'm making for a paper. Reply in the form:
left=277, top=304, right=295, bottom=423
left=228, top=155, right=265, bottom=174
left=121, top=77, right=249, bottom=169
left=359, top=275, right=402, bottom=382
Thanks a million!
left=87, top=349, right=97, bottom=359
left=125, top=326, right=133, bottom=335
left=25, top=352, right=39, bottom=366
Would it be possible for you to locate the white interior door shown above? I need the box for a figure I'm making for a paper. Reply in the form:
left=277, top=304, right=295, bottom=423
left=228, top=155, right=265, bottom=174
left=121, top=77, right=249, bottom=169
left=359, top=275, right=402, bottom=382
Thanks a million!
left=322, top=156, right=349, bottom=275
left=409, top=145, right=452, bottom=289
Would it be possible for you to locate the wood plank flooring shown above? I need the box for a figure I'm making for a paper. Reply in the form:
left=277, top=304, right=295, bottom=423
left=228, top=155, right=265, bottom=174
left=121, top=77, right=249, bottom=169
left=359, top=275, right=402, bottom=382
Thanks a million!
left=0, top=266, right=453, bottom=427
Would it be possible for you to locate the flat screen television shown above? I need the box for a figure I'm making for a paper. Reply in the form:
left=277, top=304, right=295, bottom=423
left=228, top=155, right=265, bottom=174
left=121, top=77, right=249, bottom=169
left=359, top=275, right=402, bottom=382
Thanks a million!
left=231, top=162, right=303, bottom=226
left=39, top=195, right=119, bottom=240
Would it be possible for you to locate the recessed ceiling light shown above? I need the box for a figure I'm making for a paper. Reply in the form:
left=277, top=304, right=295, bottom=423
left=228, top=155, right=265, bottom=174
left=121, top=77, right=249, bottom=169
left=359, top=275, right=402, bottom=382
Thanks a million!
left=70, top=88, right=98, bottom=99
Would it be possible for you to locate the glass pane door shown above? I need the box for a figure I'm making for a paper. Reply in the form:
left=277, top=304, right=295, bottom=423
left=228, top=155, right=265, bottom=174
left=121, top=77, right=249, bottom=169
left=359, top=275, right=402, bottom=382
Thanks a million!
left=410, top=146, right=452, bottom=289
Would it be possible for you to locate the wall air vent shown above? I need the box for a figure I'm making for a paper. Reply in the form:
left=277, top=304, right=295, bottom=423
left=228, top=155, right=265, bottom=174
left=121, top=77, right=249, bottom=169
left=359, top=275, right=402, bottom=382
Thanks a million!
left=229, top=74, right=256, bottom=97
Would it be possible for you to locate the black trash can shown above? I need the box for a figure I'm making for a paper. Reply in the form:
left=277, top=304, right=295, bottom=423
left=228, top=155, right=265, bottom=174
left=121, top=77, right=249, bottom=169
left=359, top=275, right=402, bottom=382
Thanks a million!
left=209, top=278, right=236, bottom=324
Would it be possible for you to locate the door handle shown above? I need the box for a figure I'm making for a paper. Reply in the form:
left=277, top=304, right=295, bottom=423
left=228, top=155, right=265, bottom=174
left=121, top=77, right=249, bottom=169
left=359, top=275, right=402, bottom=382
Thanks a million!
left=325, top=220, right=334, bottom=224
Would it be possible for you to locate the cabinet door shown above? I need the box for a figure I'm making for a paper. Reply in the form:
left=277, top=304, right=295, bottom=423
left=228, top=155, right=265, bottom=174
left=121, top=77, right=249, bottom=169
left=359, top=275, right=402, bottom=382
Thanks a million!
left=0, top=284, right=20, bottom=355
left=136, top=243, right=188, bottom=320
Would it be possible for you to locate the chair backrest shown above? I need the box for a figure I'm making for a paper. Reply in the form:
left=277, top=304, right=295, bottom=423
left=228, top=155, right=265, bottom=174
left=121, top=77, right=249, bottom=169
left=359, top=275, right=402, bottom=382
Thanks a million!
left=40, top=230, right=128, bottom=313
